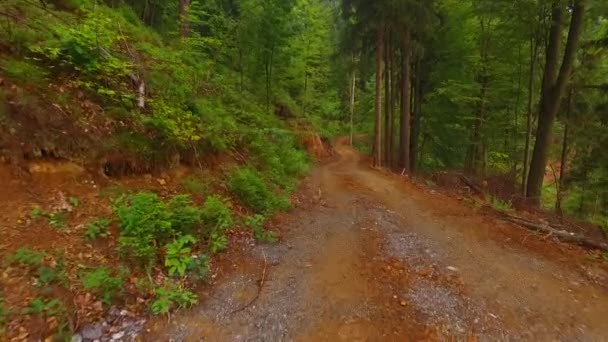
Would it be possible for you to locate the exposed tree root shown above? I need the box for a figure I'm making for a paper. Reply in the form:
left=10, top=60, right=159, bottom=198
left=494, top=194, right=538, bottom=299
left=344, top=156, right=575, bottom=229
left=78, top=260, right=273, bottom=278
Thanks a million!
left=231, top=251, right=268, bottom=314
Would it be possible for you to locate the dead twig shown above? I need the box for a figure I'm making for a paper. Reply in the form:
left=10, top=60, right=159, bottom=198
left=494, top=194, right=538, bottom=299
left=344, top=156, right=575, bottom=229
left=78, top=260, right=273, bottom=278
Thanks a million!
left=230, top=251, right=267, bottom=314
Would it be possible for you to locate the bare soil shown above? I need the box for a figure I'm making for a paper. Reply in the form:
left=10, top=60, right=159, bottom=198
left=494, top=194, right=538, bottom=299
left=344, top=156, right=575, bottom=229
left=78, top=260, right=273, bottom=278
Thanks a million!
left=144, top=138, right=608, bottom=341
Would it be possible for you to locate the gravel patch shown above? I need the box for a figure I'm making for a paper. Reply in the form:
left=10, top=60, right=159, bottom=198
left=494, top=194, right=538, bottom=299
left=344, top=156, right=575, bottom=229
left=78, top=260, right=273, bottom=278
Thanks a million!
left=384, top=232, right=444, bottom=271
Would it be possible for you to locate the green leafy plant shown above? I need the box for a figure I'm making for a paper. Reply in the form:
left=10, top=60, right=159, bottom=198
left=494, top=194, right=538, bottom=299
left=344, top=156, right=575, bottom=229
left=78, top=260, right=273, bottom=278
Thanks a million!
left=0, top=58, right=48, bottom=85
left=10, top=247, right=47, bottom=267
left=150, top=282, right=198, bottom=315
left=23, top=298, right=64, bottom=316
left=490, top=197, right=513, bottom=214
left=165, top=235, right=197, bottom=277
left=81, top=267, right=124, bottom=303
left=36, top=259, right=68, bottom=289
left=22, top=297, right=71, bottom=338
left=187, top=254, right=210, bottom=281
left=228, top=167, right=290, bottom=214
left=30, top=206, right=49, bottom=219
left=49, top=212, right=67, bottom=229
left=209, top=231, right=229, bottom=253
left=244, top=215, right=277, bottom=243
left=114, top=192, right=203, bottom=268
left=200, top=195, right=233, bottom=253
left=85, top=217, right=112, bottom=240
left=68, top=197, right=81, bottom=207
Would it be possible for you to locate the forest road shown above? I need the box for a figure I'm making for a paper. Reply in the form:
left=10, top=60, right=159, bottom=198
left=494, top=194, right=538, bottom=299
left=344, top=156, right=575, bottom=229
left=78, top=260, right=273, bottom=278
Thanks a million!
left=146, top=137, right=608, bottom=341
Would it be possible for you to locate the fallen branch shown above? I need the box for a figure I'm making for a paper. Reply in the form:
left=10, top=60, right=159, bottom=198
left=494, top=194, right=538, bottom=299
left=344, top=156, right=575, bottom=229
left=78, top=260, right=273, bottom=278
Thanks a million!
left=459, top=175, right=486, bottom=198
left=501, top=214, right=608, bottom=251
left=231, top=251, right=267, bottom=314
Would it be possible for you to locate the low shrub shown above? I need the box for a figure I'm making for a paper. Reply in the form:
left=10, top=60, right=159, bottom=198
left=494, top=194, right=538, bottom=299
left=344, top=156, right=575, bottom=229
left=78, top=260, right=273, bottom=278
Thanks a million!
left=201, top=195, right=233, bottom=253
left=228, top=167, right=290, bottom=215
left=113, top=192, right=203, bottom=268
left=0, top=58, right=48, bottom=85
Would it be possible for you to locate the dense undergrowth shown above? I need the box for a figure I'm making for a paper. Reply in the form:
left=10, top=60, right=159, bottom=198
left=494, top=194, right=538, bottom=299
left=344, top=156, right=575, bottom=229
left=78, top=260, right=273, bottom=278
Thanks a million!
left=0, top=0, right=339, bottom=338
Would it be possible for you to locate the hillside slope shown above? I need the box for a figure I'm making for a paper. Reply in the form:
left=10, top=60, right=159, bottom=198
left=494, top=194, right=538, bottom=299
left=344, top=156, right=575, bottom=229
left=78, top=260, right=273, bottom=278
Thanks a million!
left=0, top=0, right=337, bottom=338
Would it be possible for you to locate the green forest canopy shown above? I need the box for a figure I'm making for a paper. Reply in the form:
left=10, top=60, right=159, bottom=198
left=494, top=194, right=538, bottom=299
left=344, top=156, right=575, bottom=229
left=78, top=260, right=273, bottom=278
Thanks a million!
left=1, top=0, right=608, bottom=228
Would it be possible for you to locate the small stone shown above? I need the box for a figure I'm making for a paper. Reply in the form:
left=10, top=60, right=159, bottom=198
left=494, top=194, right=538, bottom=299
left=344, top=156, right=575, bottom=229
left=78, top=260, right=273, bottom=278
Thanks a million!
left=112, top=331, right=125, bottom=340
left=81, top=323, right=104, bottom=340
left=447, top=266, right=459, bottom=272
left=157, top=178, right=167, bottom=185
left=400, top=301, right=407, bottom=306
left=71, top=334, right=83, bottom=342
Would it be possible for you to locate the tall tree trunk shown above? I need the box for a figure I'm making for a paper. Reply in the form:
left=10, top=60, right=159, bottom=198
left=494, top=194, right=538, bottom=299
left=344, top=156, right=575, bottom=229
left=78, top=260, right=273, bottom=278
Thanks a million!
left=522, top=30, right=540, bottom=196
left=411, top=54, right=422, bottom=173
left=399, top=28, right=412, bottom=173
left=349, top=55, right=357, bottom=146
left=556, top=89, right=572, bottom=214
left=467, top=17, right=491, bottom=177
left=179, top=0, right=190, bottom=37
left=373, top=25, right=385, bottom=167
left=527, top=0, right=586, bottom=205
left=384, top=32, right=393, bottom=167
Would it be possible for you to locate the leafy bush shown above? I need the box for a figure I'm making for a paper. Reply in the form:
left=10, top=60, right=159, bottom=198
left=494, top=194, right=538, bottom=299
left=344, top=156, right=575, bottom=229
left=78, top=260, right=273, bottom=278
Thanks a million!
left=85, top=217, right=112, bottom=240
left=201, top=195, right=233, bottom=232
left=228, top=167, right=290, bottom=215
left=150, top=282, right=198, bottom=315
left=81, top=267, right=124, bottom=304
left=247, top=130, right=310, bottom=193
left=164, top=235, right=197, bottom=277
left=114, top=192, right=202, bottom=268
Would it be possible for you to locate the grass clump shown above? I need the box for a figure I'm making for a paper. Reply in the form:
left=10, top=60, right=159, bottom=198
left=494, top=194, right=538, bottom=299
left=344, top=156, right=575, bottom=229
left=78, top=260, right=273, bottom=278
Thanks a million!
left=228, top=167, right=290, bottom=215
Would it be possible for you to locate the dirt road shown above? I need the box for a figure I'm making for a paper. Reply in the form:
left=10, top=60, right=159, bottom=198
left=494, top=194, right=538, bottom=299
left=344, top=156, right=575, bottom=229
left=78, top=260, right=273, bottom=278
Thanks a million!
left=146, top=139, right=608, bottom=341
